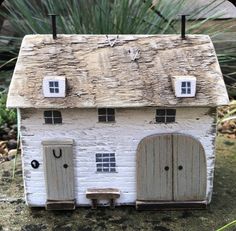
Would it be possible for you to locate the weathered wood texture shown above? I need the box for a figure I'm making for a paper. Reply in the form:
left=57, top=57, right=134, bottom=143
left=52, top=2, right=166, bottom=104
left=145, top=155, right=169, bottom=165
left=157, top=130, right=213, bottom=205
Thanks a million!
left=7, top=35, right=228, bottom=108
left=137, top=134, right=172, bottom=201
left=20, top=107, right=216, bottom=206
left=46, top=199, right=76, bottom=210
left=86, top=188, right=120, bottom=199
left=172, top=134, right=206, bottom=201
left=137, top=134, right=206, bottom=203
left=86, top=188, right=120, bottom=209
left=43, top=143, right=75, bottom=201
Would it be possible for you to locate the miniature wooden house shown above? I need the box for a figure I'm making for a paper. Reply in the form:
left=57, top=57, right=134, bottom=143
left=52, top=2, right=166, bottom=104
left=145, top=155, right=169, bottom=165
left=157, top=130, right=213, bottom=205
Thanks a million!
left=7, top=34, right=228, bottom=210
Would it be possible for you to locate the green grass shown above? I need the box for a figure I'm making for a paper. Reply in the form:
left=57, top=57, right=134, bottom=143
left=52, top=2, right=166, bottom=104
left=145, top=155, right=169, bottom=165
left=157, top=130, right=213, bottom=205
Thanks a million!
left=0, top=93, right=16, bottom=127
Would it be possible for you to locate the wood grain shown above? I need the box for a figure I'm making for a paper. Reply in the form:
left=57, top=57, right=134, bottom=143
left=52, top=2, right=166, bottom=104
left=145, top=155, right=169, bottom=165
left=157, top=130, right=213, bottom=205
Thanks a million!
left=43, top=143, right=75, bottom=201
left=7, top=34, right=228, bottom=109
left=172, top=134, right=206, bottom=201
left=137, top=134, right=172, bottom=201
left=137, top=133, right=207, bottom=202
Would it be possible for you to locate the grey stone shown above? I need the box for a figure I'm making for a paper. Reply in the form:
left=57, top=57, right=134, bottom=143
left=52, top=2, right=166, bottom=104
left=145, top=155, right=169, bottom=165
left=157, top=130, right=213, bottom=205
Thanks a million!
left=7, top=139, right=17, bottom=150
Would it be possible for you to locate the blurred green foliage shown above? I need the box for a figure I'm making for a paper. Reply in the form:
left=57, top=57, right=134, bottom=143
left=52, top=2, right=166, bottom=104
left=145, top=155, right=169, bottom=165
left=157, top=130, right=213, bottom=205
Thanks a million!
left=0, top=93, right=16, bottom=126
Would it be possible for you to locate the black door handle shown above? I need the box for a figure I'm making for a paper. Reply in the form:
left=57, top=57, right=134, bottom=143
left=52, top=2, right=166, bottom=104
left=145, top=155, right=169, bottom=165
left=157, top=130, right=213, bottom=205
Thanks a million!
left=178, top=165, right=183, bottom=170
left=63, top=164, right=68, bottom=168
left=164, top=166, right=169, bottom=171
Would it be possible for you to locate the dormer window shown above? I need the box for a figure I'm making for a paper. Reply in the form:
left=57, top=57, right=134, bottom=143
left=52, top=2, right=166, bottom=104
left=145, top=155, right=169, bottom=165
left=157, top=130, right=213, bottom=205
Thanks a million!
left=49, top=81, right=59, bottom=93
left=181, top=81, right=191, bottom=95
left=43, top=76, right=66, bottom=97
left=171, top=76, right=196, bottom=98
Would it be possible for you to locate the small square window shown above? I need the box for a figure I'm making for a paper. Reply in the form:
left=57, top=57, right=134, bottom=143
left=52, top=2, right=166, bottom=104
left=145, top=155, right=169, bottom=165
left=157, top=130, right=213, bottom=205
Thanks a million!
left=95, top=153, right=116, bottom=173
left=43, top=76, right=66, bottom=98
left=156, top=109, right=176, bottom=123
left=44, top=110, right=62, bottom=124
left=181, top=81, right=191, bottom=95
left=98, top=108, right=115, bottom=122
left=49, top=81, right=60, bottom=94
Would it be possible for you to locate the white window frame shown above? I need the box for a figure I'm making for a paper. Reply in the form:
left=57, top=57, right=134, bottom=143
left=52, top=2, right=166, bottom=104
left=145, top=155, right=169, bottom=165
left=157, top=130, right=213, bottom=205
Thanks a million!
left=43, top=76, right=66, bottom=97
left=172, top=76, right=196, bottom=98
left=95, top=153, right=116, bottom=173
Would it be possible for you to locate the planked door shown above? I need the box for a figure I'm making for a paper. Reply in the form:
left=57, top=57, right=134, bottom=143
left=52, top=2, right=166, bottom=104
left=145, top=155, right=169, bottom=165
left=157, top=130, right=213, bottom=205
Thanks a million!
left=43, top=143, right=74, bottom=201
left=136, top=134, right=206, bottom=202
left=137, top=134, right=173, bottom=201
left=173, top=134, right=206, bottom=201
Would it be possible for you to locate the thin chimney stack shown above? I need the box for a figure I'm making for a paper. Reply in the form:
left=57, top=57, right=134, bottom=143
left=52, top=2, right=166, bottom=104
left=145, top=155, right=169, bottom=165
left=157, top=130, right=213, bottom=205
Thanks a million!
left=49, top=14, right=57, bottom=39
left=181, top=15, right=187, bottom=40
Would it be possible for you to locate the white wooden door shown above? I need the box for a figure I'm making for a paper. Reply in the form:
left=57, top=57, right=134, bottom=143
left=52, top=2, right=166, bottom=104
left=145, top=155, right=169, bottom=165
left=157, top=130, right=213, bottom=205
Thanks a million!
left=137, top=134, right=173, bottom=201
left=43, top=144, right=74, bottom=201
left=136, top=134, right=206, bottom=202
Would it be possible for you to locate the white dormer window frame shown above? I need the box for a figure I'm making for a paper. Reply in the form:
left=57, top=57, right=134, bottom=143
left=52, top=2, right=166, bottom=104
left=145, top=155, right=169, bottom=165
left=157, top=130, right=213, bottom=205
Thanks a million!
left=43, top=76, right=66, bottom=98
left=171, top=76, right=196, bottom=98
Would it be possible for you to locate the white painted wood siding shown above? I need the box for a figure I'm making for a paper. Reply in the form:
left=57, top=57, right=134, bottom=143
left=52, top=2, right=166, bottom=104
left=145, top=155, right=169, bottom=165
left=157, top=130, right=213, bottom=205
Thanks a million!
left=20, top=107, right=216, bottom=207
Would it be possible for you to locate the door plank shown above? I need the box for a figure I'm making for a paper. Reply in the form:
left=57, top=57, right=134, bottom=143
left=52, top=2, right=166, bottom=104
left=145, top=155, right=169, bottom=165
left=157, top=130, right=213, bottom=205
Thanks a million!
left=43, top=144, right=74, bottom=201
left=173, top=134, right=206, bottom=201
left=159, top=135, right=172, bottom=200
left=137, top=134, right=172, bottom=201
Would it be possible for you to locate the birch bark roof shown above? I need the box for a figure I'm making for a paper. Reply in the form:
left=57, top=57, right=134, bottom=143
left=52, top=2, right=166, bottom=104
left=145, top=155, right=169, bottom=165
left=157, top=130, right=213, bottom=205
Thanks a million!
left=7, top=34, right=229, bottom=108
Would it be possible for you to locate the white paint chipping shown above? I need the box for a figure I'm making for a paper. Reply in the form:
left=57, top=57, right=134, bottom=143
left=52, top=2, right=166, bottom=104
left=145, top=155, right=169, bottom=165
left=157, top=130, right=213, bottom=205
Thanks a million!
left=20, top=107, right=216, bottom=207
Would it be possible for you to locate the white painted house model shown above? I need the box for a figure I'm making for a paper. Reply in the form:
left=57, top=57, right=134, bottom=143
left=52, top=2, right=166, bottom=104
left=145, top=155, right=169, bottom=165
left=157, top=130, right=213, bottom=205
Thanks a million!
left=7, top=33, right=229, bottom=210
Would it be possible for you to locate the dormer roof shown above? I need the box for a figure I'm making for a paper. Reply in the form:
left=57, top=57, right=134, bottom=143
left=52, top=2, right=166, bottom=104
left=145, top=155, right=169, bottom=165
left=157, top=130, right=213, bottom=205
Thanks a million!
left=7, top=34, right=229, bottom=108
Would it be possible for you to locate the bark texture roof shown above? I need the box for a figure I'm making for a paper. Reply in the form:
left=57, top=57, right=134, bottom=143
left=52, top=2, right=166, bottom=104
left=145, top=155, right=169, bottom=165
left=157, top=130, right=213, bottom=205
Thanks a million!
left=7, top=34, right=229, bottom=108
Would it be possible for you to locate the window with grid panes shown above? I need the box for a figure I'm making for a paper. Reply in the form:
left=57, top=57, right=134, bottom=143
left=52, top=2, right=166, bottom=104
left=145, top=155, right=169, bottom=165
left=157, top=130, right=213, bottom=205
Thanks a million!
left=95, top=153, right=116, bottom=173
left=98, top=108, right=115, bottom=122
left=44, top=110, right=62, bottom=124
left=156, top=109, right=176, bottom=123
left=181, top=81, right=191, bottom=95
left=49, top=81, right=59, bottom=93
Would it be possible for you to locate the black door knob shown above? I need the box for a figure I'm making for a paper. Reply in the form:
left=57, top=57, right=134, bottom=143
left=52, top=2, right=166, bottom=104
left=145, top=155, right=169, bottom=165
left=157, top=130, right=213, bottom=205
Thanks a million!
left=178, top=165, right=183, bottom=170
left=63, top=164, right=68, bottom=168
left=164, top=166, right=169, bottom=171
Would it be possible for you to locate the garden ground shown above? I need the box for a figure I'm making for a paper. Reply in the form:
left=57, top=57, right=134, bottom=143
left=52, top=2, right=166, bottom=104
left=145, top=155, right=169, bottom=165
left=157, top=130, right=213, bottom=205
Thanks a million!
left=0, top=135, right=236, bottom=231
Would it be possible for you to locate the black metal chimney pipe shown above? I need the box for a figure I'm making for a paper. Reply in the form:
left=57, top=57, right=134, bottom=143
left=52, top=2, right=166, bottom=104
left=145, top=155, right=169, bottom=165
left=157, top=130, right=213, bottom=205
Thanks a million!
left=49, top=14, right=57, bottom=39
left=181, top=15, right=186, bottom=39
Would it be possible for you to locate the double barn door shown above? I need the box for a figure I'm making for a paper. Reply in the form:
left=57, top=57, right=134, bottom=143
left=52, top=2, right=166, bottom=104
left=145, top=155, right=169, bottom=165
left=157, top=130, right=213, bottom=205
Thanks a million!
left=137, top=134, right=206, bottom=202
